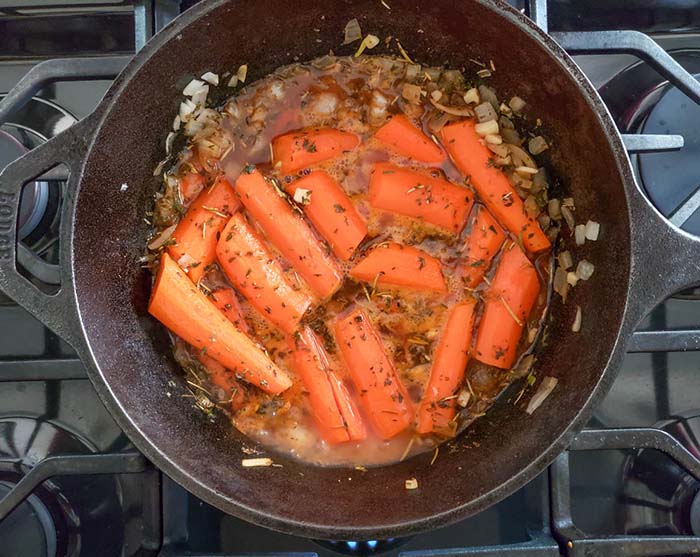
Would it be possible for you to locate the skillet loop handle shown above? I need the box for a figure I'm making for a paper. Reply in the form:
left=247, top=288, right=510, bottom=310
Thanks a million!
left=0, top=115, right=97, bottom=350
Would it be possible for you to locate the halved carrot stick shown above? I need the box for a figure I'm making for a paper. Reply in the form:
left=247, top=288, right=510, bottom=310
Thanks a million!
left=473, top=244, right=540, bottom=369
left=285, top=171, right=367, bottom=260
left=440, top=120, right=550, bottom=253
left=272, top=128, right=360, bottom=173
left=234, top=169, right=343, bottom=298
left=209, top=288, right=250, bottom=334
left=196, top=352, right=247, bottom=410
left=350, top=242, right=447, bottom=292
left=216, top=213, right=313, bottom=335
left=179, top=171, right=206, bottom=205
left=461, top=206, right=506, bottom=288
left=168, top=176, right=239, bottom=284
left=333, top=308, right=414, bottom=439
left=368, top=163, right=473, bottom=233
left=374, top=114, right=445, bottom=164
left=291, top=327, right=367, bottom=444
left=416, top=300, right=477, bottom=435
left=149, top=253, right=291, bottom=394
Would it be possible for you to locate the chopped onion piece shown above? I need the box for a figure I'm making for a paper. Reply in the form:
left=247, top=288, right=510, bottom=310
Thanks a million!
left=405, top=478, right=419, bottom=490
left=524, top=195, right=539, bottom=218
left=561, top=205, right=575, bottom=230
left=585, top=220, right=600, bottom=241
left=402, top=83, right=422, bottom=104
left=463, top=87, right=480, bottom=105
left=457, top=388, right=471, bottom=408
left=430, top=90, right=443, bottom=102
left=537, top=214, right=551, bottom=230
left=528, top=135, right=549, bottom=155
left=485, top=133, right=502, bottom=145
left=343, top=18, right=362, bottom=45
left=147, top=224, right=177, bottom=250
left=566, top=272, right=579, bottom=287
left=574, top=224, right=586, bottom=246
left=293, top=188, right=312, bottom=205
left=515, top=165, right=538, bottom=176
left=227, top=74, right=239, bottom=88
left=172, top=114, right=181, bottom=131
left=191, top=84, right=209, bottom=107
left=576, top=259, right=595, bottom=281
left=526, top=377, right=558, bottom=415
left=165, top=132, right=176, bottom=155
left=553, top=267, right=569, bottom=301
left=508, top=95, right=526, bottom=113
left=562, top=197, right=575, bottom=208
left=183, top=78, right=205, bottom=96
left=532, top=168, right=548, bottom=192
left=474, top=101, right=498, bottom=123
left=179, top=99, right=196, bottom=121
left=237, top=64, right=248, bottom=83
left=486, top=142, right=510, bottom=158
left=201, top=71, right=219, bottom=86
left=547, top=198, right=561, bottom=220
left=474, top=119, right=499, bottom=136
left=557, top=250, right=573, bottom=270
left=501, top=127, right=521, bottom=145
left=499, top=115, right=515, bottom=129
left=429, top=99, right=473, bottom=117
left=241, top=458, right=273, bottom=468
left=499, top=102, right=512, bottom=115
left=508, top=144, right=537, bottom=168
left=405, top=63, right=421, bottom=81
left=572, top=306, right=582, bottom=332
left=478, top=85, right=499, bottom=110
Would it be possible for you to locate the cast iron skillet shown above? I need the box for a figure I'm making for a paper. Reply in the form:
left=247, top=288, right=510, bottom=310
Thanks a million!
left=2, top=0, right=700, bottom=541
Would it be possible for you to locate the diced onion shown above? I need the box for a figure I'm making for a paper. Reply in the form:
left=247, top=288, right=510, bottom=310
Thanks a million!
left=293, top=188, right=312, bottom=205
left=474, top=119, right=499, bottom=136
left=572, top=306, right=582, bottom=332
left=486, top=142, right=510, bottom=158
left=474, top=101, right=498, bottom=123
left=241, top=458, right=273, bottom=467
left=237, top=64, right=248, bottom=83
left=576, top=259, right=595, bottom=281
left=526, top=377, right=558, bottom=415
left=499, top=102, right=512, bottom=115
left=179, top=99, right=196, bottom=121
left=201, top=71, right=219, bottom=86
left=499, top=115, right=515, bottom=129
left=528, top=135, right=549, bottom=155
left=562, top=197, right=575, bottom=208
left=566, top=271, right=579, bottom=287
left=147, top=224, right=177, bottom=250
left=524, top=195, right=539, bottom=218
left=457, top=388, right=471, bottom=408
left=430, top=90, right=443, bottom=102
left=508, top=95, right=526, bottom=113
left=405, top=63, right=421, bottom=81
left=485, top=133, right=502, bottom=145
left=500, top=127, right=521, bottom=145
left=548, top=198, right=561, bottom=220
left=429, top=99, right=473, bottom=117
left=553, top=267, right=569, bottom=301
left=557, top=250, right=573, bottom=270
left=405, top=478, right=419, bottom=490
left=227, top=74, right=239, bottom=88
left=478, top=85, right=499, bottom=111
left=172, top=114, right=181, bottom=131
left=191, top=84, right=209, bottom=107
left=585, top=220, right=600, bottom=241
left=402, top=83, right=422, bottom=103
left=508, top=144, right=537, bottom=168
left=183, top=78, right=205, bottom=96
left=561, top=205, right=575, bottom=230
left=516, top=165, right=538, bottom=176
left=165, top=131, right=176, bottom=155
left=343, top=18, right=362, bottom=45
left=574, top=224, right=586, bottom=246
left=463, top=87, right=480, bottom=105
left=532, top=168, right=548, bottom=192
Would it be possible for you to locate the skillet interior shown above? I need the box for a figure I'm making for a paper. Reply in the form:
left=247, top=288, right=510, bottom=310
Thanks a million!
left=72, top=0, right=631, bottom=539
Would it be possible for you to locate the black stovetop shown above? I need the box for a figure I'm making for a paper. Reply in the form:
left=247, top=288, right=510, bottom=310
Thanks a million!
left=1, top=1, right=700, bottom=556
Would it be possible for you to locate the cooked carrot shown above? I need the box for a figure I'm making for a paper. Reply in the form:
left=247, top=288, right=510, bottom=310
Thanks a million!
left=350, top=242, right=447, bottom=292
left=179, top=171, right=206, bottom=205
left=285, top=171, right=367, bottom=260
left=374, top=114, right=445, bottom=163
left=333, top=308, right=414, bottom=439
left=291, top=327, right=367, bottom=444
left=416, top=300, right=477, bottom=435
left=168, top=176, right=239, bottom=284
left=473, top=245, right=540, bottom=369
left=149, top=253, right=292, bottom=394
left=196, top=352, right=247, bottom=410
left=272, top=128, right=360, bottom=173
left=461, top=206, right=506, bottom=288
left=368, top=163, right=473, bottom=233
left=209, top=288, right=250, bottom=334
left=440, top=120, right=550, bottom=253
left=234, top=169, right=343, bottom=298
left=216, top=213, right=313, bottom=335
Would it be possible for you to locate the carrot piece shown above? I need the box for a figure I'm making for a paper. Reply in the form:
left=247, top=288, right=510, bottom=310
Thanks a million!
left=179, top=172, right=206, bottom=205
left=234, top=169, right=343, bottom=298
left=209, top=288, right=250, bottom=334
left=167, top=176, right=239, bottom=284
left=350, top=242, right=447, bottom=292
left=440, top=120, right=551, bottom=253
left=285, top=171, right=367, bottom=260
left=461, top=206, right=506, bottom=288
left=196, top=352, right=247, bottom=410
left=333, top=308, right=414, bottom=439
left=291, top=327, right=367, bottom=444
left=473, top=245, right=540, bottom=369
left=272, top=128, right=360, bottom=173
left=149, top=253, right=292, bottom=394
left=216, top=213, right=313, bottom=335
left=416, top=300, right=477, bottom=435
left=368, top=163, right=473, bottom=233
left=374, top=114, right=445, bottom=163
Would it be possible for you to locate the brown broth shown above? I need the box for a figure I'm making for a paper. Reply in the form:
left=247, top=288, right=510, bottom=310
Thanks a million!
left=155, top=56, right=552, bottom=466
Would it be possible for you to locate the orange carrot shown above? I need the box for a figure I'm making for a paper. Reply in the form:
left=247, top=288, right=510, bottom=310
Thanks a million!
left=168, top=176, right=239, bottom=284
left=149, top=253, right=292, bottom=394
left=209, top=288, right=250, bottom=334
left=196, top=352, right=247, bottom=410
left=461, top=206, right=506, bottom=288
left=291, top=327, right=367, bottom=444
left=272, top=128, right=360, bottom=173
left=234, top=169, right=343, bottom=298
left=473, top=245, right=540, bottom=369
left=440, top=120, right=550, bottom=253
left=333, top=308, right=414, bottom=439
left=374, top=114, right=445, bottom=163
left=216, top=213, right=313, bottom=335
left=285, top=171, right=367, bottom=260
left=368, top=163, right=473, bottom=233
left=179, top=172, right=206, bottom=205
left=416, top=300, right=477, bottom=434
left=350, top=242, right=447, bottom=292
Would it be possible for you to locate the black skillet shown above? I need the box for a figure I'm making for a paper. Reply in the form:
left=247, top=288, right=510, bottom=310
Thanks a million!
left=2, top=0, right=700, bottom=541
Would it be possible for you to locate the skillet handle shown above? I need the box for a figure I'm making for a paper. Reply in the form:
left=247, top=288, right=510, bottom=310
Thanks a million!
left=0, top=115, right=98, bottom=351
left=627, top=176, right=700, bottom=323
